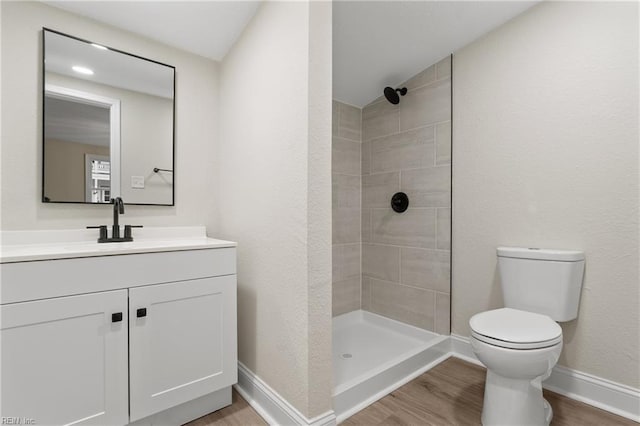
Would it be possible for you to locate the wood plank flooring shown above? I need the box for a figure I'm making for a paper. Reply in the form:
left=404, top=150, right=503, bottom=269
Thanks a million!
left=188, top=358, right=637, bottom=426
left=188, top=389, right=268, bottom=426
left=343, top=358, right=636, bottom=426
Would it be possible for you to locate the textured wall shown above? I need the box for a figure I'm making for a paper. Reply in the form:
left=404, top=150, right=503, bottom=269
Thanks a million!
left=360, top=57, right=452, bottom=333
left=452, top=1, right=639, bottom=387
left=332, top=100, right=362, bottom=316
left=1, top=1, right=219, bottom=231
left=219, top=1, right=333, bottom=418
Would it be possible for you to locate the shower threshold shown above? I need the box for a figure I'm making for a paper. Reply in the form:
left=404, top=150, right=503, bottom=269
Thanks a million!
left=332, top=310, right=449, bottom=423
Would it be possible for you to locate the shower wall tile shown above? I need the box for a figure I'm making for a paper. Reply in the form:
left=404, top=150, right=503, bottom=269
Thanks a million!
left=400, top=248, right=450, bottom=293
left=436, top=208, right=451, bottom=250
left=369, top=278, right=435, bottom=330
left=399, top=79, right=451, bottom=131
left=361, top=209, right=371, bottom=243
left=332, top=100, right=339, bottom=137
left=333, top=137, right=361, bottom=176
left=362, top=243, right=400, bottom=282
left=400, top=166, right=451, bottom=207
left=436, top=121, right=452, bottom=165
left=436, top=56, right=452, bottom=80
left=370, top=208, right=436, bottom=248
left=361, top=141, right=371, bottom=175
left=361, top=277, right=371, bottom=311
left=362, top=172, right=400, bottom=208
left=363, top=100, right=399, bottom=141
left=333, top=243, right=361, bottom=282
left=332, top=100, right=362, bottom=317
left=333, top=208, right=360, bottom=245
left=337, top=102, right=362, bottom=141
left=333, top=276, right=361, bottom=317
left=333, top=210, right=360, bottom=245
left=435, top=292, right=451, bottom=335
left=405, top=63, right=436, bottom=90
left=359, top=55, right=451, bottom=334
left=370, top=127, right=435, bottom=173
left=333, top=174, right=360, bottom=209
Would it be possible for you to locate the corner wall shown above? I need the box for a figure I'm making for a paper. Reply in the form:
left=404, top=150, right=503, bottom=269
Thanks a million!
left=219, top=1, right=333, bottom=419
left=452, top=1, right=639, bottom=387
left=1, top=1, right=219, bottom=232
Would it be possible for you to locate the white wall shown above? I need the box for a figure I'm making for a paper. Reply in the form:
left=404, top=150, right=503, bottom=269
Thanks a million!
left=1, top=2, right=218, bottom=231
left=219, top=1, right=332, bottom=419
left=453, top=1, right=639, bottom=387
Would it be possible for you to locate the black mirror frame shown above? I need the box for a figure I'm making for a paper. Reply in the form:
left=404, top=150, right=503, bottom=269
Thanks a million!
left=41, top=27, right=176, bottom=206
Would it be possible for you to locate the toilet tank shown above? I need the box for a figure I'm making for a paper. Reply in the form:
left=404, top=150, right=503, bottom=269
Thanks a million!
left=497, top=247, right=585, bottom=322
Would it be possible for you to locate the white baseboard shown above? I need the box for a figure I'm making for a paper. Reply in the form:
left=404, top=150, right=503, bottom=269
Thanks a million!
left=235, top=361, right=336, bottom=426
left=449, top=334, right=640, bottom=423
left=236, top=335, right=639, bottom=425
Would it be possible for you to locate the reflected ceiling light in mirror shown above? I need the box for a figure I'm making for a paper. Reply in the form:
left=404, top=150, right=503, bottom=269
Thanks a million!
left=91, top=43, right=108, bottom=50
left=72, top=65, right=94, bottom=75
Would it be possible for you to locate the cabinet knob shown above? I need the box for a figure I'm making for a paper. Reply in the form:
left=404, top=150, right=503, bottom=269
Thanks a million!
left=112, top=312, right=123, bottom=322
left=136, top=308, right=147, bottom=318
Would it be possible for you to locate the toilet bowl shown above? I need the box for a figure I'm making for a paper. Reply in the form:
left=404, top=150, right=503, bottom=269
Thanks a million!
left=470, top=247, right=585, bottom=426
left=470, top=308, right=563, bottom=426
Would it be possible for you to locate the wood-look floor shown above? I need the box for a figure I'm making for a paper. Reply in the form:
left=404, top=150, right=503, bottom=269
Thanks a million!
left=188, top=389, right=268, bottom=426
left=187, top=358, right=636, bottom=426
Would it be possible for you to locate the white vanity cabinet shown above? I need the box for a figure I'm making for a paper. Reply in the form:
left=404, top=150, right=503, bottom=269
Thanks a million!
left=0, top=233, right=237, bottom=426
left=129, top=276, right=237, bottom=422
left=1, top=290, right=130, bottom=426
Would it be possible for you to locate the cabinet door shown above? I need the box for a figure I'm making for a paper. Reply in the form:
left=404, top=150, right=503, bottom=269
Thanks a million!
left=129, top=275, right=237, bottom=421
left=1, top=290, right=128, bottom=426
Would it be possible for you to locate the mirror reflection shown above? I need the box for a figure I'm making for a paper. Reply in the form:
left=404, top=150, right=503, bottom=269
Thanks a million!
left=43, top=29, right=175, bottom=205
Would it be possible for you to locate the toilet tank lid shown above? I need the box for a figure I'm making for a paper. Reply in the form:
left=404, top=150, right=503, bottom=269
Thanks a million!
left=497, top=247, right=584, bottom=262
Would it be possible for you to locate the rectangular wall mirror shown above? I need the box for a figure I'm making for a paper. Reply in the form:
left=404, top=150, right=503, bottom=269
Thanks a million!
left=43, top=28, right=175, bottom=205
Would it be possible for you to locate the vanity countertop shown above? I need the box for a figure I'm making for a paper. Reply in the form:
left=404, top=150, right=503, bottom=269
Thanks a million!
left=0, top=226, right=236, bottom=263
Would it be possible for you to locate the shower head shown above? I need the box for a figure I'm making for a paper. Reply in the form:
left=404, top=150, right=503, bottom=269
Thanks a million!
left=383, top=87, right=408, bottom=105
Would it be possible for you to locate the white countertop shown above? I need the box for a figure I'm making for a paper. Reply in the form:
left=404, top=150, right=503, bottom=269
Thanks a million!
left=0, top=226, right=236, bottom=263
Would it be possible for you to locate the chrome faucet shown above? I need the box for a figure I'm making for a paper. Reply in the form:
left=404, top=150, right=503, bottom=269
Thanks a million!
left=112, top=197, right=125, bottom=238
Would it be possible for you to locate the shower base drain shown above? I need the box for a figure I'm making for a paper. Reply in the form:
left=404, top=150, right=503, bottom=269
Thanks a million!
left=340, top=353, right=353, bottom=359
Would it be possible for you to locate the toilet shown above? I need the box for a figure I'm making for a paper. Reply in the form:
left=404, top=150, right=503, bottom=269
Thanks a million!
left=469, top=247, right=585, bottom=426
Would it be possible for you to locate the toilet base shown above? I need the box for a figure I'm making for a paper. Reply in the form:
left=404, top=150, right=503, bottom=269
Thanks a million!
left=481, top=370, right=551, bottom=426
left=544, top=398, right=553, bottom=424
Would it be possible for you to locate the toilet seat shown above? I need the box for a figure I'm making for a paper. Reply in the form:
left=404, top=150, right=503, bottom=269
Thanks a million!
left=470, top=308, right=562, bottom=350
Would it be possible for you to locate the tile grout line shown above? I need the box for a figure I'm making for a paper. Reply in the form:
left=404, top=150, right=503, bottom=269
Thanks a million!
left=362, top=119, right=451, bottom=144
left=362, top=273, right=450, bottom=295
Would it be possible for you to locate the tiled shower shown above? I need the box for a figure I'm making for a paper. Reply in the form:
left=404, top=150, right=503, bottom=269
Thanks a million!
left=332, top=56, right=452, bottom=335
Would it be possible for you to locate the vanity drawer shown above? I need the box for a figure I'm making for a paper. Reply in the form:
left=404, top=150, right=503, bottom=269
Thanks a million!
left=0, top=247, right=236, bottom=304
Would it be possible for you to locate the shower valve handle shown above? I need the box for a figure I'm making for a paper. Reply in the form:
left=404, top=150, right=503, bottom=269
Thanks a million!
left=391, top=192, right=409, bottom=213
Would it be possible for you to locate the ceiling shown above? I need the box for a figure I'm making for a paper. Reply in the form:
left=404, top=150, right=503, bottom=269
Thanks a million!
left=45, top=97, right=110, bottom=147
left=334, top=1, right=538, bottom=107
left=44, top=1, right=262, bottom=60
left=44, top=1, right=537, bottom=108
left=46, top=30, right=174, bottom=99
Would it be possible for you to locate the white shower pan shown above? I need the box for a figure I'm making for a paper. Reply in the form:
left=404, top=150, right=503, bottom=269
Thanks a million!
left=332, top=310, right=449, bottom=422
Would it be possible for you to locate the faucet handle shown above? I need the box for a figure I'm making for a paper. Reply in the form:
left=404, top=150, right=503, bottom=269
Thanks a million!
left=87, top=225, right=108, bottom=241
left=124, top=225, right=143, bottom=239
